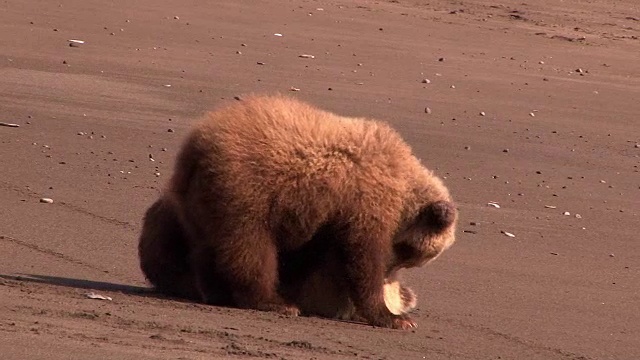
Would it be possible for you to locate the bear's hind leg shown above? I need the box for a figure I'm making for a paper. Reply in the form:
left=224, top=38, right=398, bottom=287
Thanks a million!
left=193, top=225, right=300, bottom=317
left=138, top=197, right=200, bottom=300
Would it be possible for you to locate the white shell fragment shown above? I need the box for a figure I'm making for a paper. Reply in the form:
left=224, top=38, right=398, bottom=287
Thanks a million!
left=274, top=33, right=283, bottom=37
left=501, top=231, right=516, bottom=238
left=39, top=198, right=53, bottom=204
left=68, top=39, right=85, bottom=48
left=85, top=292, right=112, bottom=301
left=0, top=122, right=20, bottom=127
left=299, top=54, right=315, bottom=59
left=544, top=205, right=557, bottom=209
left=487, top=202, right=500, bottom=208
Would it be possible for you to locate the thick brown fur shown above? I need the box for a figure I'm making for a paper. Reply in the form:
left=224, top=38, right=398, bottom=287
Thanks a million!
left=278, top=231, right=419, bottom=321
left=142, top=94, right=457, bottom=329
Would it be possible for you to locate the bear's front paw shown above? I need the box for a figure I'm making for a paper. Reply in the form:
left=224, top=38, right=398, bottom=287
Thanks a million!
left=368, top=312, right=417, bottom=330
left=391, top=315, right=417, bottom=330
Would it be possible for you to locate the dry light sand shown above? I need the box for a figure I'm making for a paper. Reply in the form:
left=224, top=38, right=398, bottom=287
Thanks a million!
left=1, top=0, right=639, bottom=359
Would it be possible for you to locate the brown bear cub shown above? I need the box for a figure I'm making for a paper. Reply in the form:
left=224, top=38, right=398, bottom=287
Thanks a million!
left=139, top=94, right=457, bottom=329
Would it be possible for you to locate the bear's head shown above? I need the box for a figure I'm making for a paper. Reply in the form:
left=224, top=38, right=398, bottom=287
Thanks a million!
left=389, top=168, right=458, bottom=273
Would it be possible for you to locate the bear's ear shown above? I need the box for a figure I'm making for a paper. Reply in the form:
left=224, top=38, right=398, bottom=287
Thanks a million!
left=417, top=200, right=456, bottom=231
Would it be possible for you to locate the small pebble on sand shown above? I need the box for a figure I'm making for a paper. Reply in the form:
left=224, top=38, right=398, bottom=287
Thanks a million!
left=40, top=198, right=53, bottom=204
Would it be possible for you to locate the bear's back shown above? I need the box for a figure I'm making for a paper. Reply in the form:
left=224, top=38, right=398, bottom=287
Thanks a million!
left=194, top=95, right=416, bottom=176
left=178, top=95, right=425, bottom=224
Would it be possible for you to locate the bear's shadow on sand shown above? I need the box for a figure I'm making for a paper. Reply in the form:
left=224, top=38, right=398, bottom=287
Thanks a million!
left=0, top=273, right=177, bottom=301
left=0, top=273, right=376, bottom=326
